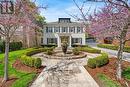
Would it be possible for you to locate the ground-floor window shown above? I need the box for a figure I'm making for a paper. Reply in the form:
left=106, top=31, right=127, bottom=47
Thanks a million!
left=72, top=38, right=82, bottom=44
left=41, top=38, right=43, bottom=43
left=47, top=38, right=57, bottom=44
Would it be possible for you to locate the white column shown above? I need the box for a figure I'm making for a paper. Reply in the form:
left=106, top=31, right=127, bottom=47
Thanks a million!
left=69, top=36, right=72, bottom=47
left=58, top=36, right=61, bottom=47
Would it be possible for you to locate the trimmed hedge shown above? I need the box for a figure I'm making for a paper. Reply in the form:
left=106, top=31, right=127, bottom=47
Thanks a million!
left=20, top=55, right=41, bottom=68
left=77, top=47, right=101, bottom=53
left=87, top=58, right=96, bottom=68
left=20, top=47, right=54, bottom=68
left=41, top=44, right=57, bottom=47
left=26, top=47, right=54, bottom=56
left=87, top=53, right=109, bottom=68
left=97, top=44, right=130, bottom=53
left=72, top=45, right=89, bottom=47
left=0, top=41, right=22, bottom=53
left=73, top=48, right=80, bottom=55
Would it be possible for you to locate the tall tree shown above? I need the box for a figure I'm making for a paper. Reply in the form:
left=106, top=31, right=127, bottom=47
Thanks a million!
left=0, top=0, right=41, bottom=82
left=73, top=0, right=130, bottom=80
left=90, top=4, right=130, bottom=80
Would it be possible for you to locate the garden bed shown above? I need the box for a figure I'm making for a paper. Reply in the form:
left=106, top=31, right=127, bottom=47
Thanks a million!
left=0, top=78, right=17, bottom=87
left=0, top=59, right=46, bottom=87
left=12, top=59, right=45, bottom=73
left=85, top=58, right=130, bottom=87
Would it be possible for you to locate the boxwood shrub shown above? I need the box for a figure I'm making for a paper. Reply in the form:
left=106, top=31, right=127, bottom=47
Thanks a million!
left=87, top=58, right=96, bottom=69
left=96, top=53, right=109, bottom=67
left=26, top=47, right=54, bottom=56
left=20, top=47, right=54, bottom=68
left=34, top=58, right=42, bottom=68
left=73, top=48, right=80, bottom=55
left=97, top=44, right=130, bottom=53
left=0, top=41, right=22, bottom=53
left=20, top=55, right=41, bottom=68
left=87, top=53, right=109, bottom=68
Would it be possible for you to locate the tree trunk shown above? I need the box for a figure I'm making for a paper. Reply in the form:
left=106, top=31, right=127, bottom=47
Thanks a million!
left=3, top=37, right=10, bottom=82
left=35, top=28, right=38, bottom=47
left=116, top=39, right=124, bottom=80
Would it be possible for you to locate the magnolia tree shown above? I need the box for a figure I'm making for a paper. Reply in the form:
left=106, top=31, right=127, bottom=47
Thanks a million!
left=72, top=0, right=130, bottom=80
left=0, top=0, right=43, bottom=81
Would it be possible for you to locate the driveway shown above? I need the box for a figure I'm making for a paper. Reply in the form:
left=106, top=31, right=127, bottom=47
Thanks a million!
left=87, top=42, right=130, bottom=62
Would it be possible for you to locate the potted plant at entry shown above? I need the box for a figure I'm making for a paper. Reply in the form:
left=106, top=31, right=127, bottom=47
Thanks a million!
left=61, top=41, right=68, bottom=54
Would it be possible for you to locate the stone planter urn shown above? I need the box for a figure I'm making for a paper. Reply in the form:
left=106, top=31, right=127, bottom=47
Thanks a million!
left=61, top=41, right=68, bottom=54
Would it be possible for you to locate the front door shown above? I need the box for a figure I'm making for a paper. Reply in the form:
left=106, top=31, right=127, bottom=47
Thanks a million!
left=60, top=36, right=69, bottom=45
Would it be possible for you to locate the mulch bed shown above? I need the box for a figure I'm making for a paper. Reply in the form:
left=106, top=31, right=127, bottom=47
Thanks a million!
left=0, top=59, right=45, bottom=87
left=0, top=78, right=17, bottom=87
left=85, top=58, right=130, bottom=87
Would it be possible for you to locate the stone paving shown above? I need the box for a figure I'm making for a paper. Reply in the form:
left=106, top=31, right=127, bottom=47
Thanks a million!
left=31, top=52, right=100, bottom=87
left=31, top=65, right=99, bottom=87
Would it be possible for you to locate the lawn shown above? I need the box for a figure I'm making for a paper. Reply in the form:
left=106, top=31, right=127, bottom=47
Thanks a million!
left=0, top=48, right=37, bottom=87
left=97, top=73, right=121, bottom=87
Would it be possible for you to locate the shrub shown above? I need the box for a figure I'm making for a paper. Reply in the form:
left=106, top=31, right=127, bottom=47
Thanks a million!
left=87, top=53, right=109, bottom=68
left=41, top=44, right=57, bottom=47
left=87, top=58, right=96, bottom=69
left=26, top=47, right=54, bottom=56
left=34, top=58, right=42, bottom=68
left=0, top=41, right=22, bottom=53
left=73, top=48, right=80, bottom=55
left=96, top=53, right=109, bottom=67
left=46, top=50, right=53, bottom=55
left=72, top=45, right=89, bottom=47
left=20, top=55, right=42, bottom=68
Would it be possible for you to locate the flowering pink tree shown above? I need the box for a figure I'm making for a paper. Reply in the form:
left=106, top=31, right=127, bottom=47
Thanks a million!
left=0, top=0, right=42, bottom=81
left=89, top=4, right=130, bottom=80
left=73, top=0, right=130, bottom=80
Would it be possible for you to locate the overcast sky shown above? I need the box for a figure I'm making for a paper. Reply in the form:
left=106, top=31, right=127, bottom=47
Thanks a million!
left=35, top=0, right=105, bottom=22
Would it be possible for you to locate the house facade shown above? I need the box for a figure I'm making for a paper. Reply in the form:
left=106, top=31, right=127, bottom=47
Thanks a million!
left=43, top=18, right=86, bottom=47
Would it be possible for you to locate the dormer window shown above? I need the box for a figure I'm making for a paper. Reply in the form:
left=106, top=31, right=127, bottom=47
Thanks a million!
left=58, top=18, right=71, bottom=23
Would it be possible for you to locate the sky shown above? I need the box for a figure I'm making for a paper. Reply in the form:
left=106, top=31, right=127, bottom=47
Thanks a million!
left=35, top=0, right=105, bottom=22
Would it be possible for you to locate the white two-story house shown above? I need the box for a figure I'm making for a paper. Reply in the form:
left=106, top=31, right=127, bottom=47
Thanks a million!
left=43, top=18, right=86, bottom=47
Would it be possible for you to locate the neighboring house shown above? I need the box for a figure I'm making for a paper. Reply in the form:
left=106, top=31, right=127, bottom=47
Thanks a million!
left=43, top=18, right=86, bottom=47
left=11, top=26, right=43, bottom=48
left=0, top=25, right=43, bottom=48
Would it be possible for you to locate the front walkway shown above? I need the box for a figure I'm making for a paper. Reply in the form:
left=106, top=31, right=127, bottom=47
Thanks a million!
left=31, top=66, right=99, bottom=87
left=31, top=52, right=100, bottom=87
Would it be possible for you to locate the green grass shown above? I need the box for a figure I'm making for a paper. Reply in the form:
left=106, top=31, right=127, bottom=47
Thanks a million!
left=97, top=73, right=121, bottom=87
left=0, top=48, right=37, bottom=87
left=122, top=67, right=130, bottom=80
left=75, top=46, right=101, bottom=53
left=12, top=73, right=36, bottom=87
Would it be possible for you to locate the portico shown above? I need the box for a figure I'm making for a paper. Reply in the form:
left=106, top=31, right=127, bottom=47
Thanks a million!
left=57, top=33, right=72, bottom=47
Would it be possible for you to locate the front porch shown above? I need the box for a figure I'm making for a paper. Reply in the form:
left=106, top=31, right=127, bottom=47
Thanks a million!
left=57, top=33, right=72, bottom=47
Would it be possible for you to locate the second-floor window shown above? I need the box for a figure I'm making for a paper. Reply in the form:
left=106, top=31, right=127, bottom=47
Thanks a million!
left=62, top=27, right=68, bottom=33
left=77, top=27, right=83, bottom=33
left=46, top=27, right=53, bottom=33
left=69, top=27, right=75, bottom=33
left=54, top=27, right=60, bottom=33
